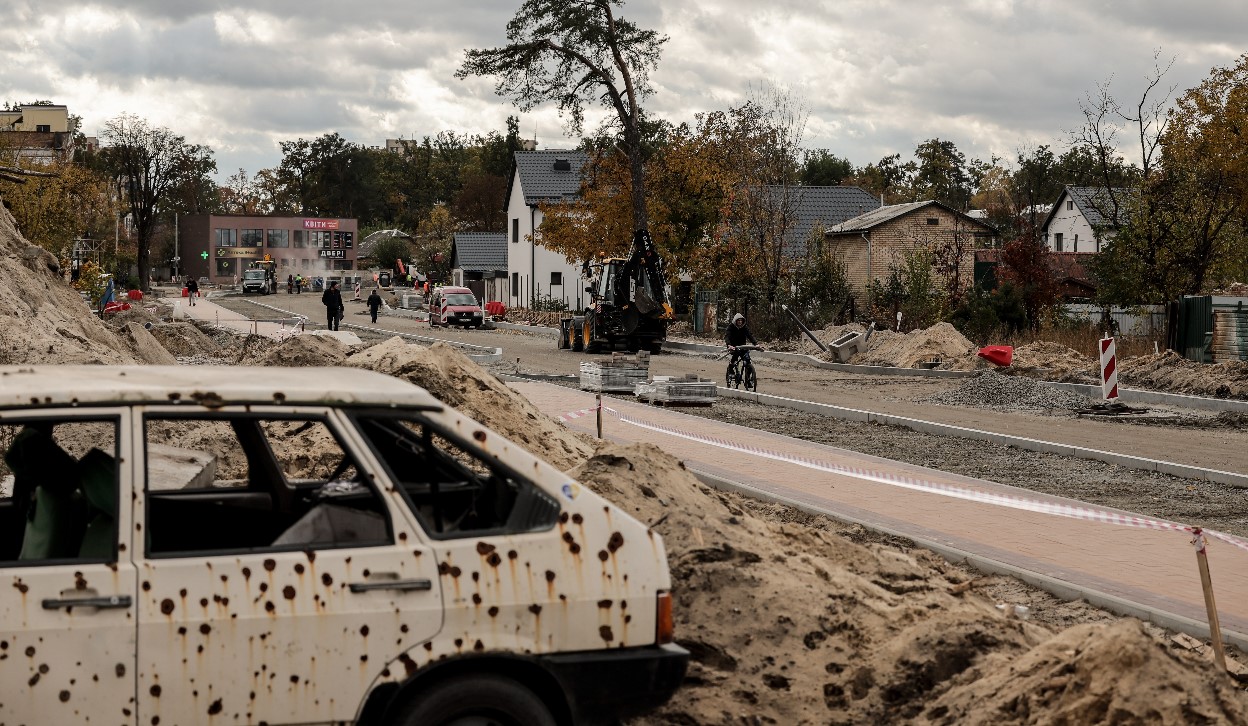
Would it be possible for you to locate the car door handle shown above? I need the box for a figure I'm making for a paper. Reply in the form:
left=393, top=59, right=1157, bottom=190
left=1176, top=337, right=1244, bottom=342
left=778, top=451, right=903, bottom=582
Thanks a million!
left=348, top=578, right=432, bottom=594
left=42, top=595, right=132, bottom=610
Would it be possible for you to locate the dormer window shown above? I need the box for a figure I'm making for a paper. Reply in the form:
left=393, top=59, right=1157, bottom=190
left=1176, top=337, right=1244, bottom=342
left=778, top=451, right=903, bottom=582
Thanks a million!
left=553, top=158, right=571, bottom=171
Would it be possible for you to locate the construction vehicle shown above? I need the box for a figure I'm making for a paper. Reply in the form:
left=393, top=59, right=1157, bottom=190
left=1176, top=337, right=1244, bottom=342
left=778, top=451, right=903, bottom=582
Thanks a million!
left=559, top=229, right=674, bottom=354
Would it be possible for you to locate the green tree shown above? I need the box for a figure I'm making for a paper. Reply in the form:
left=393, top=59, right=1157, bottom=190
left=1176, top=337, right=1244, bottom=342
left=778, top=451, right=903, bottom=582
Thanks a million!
left=458, top=0, right=667, bottom=232
left=912, top=138, right=971, bottom=209
left=800, top=149, right=854, bottom=186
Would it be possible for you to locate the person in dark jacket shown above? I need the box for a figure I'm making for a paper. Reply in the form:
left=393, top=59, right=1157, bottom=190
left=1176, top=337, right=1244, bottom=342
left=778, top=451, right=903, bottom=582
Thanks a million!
left=322, top=281, right=344, bottom=331
left=725, top=312, right=762, bottom=363
left=185, top=276, right=199, bottom=306
left=367, top=289, right=383, bottom=323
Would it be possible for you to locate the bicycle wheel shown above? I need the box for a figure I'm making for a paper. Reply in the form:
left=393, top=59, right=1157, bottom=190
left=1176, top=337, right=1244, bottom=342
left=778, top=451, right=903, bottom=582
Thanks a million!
left=725, top=361, right=736, bottom=388
left=744, top=363, right=757, bottom=392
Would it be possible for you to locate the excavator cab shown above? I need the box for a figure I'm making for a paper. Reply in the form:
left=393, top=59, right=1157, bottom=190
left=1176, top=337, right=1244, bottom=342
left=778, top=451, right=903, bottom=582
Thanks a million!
left=560, top=230, right=672, bottom=354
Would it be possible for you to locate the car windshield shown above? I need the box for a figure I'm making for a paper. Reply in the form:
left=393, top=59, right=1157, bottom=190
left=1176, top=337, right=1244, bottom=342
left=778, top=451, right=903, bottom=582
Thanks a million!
left=244, top=270, right=265, bottom=279
left=445, top=294, right=478, bottom=306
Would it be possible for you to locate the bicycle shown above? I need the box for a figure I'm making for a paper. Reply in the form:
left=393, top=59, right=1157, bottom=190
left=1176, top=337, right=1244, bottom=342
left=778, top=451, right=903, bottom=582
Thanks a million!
left=724, top=344, right=762, bottom=392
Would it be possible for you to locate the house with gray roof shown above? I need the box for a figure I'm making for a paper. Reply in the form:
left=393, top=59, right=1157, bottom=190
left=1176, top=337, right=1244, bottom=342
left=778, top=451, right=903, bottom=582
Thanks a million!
left=770, top=185, right=882, bottom=255
left=505, top=150, right=591, bottom=309
left=451, top=232, right=508, bottom=303
left=826, top=200, right=999, bottom=299
left=1041, top=186, right=1134, bottom=254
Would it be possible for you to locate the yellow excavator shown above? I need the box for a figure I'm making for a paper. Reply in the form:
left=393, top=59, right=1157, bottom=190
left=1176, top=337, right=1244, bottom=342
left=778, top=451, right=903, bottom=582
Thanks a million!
left=558, top=230, right=674, bottom=354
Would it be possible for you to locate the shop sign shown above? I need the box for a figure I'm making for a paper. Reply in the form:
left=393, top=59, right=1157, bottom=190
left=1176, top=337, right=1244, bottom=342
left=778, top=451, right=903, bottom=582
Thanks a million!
left=319, top=249, right=346, bottom=259
left=303, top=219, right=340, bottom=230
left=216, top=248, right=262, bottom=259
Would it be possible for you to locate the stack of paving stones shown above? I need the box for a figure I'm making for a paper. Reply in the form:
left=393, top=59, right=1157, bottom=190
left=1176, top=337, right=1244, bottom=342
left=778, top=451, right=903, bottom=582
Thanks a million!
left=923, top=371, right=1091, bottom=412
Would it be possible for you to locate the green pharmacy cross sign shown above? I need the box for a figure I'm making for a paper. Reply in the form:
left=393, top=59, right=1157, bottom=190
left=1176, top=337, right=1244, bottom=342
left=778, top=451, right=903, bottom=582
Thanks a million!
left=200, top=251, right=209, bottom=260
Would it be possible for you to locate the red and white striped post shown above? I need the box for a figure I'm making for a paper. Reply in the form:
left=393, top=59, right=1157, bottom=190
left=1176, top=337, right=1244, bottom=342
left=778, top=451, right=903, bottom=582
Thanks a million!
left=1099, top=336, right=1119, bottom=400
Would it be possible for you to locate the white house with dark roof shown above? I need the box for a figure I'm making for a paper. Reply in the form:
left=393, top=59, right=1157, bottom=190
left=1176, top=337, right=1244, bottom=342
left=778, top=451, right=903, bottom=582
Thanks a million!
left=1041, top=186, right=1132, bottom=254
left=505, top=149, right=590, bottom=309
left=451, top=232, right=508, bottom=304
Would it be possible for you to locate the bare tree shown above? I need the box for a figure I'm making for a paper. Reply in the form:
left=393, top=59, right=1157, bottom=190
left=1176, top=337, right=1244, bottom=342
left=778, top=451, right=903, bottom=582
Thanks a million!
left=99, top=114, right=214, bottom=290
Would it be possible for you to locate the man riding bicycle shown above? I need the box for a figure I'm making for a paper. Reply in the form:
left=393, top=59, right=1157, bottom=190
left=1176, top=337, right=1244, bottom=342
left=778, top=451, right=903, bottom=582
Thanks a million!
left=725, top=313, right=762, bottom=359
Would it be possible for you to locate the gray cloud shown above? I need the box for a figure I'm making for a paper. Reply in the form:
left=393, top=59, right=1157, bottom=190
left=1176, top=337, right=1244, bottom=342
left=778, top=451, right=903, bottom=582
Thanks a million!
left=1, top=0, right=1244, bottom=178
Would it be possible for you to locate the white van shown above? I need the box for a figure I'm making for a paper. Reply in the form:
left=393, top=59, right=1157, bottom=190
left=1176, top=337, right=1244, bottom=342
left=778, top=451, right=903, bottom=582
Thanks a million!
left=0, top=365, right=687, bottom=725
left=242, top=268, right=269, bottom=294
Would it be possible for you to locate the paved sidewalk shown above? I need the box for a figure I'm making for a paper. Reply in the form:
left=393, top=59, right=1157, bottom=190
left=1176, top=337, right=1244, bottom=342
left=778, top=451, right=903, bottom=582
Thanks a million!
left=511, top=381, right=1248, bottom=646
left=175, top=295, right=310, bottom=339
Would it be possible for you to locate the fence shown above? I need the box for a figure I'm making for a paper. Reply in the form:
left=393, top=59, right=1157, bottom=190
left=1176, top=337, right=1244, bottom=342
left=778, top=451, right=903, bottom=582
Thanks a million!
left=1062, top=304, right=1165, bottom=337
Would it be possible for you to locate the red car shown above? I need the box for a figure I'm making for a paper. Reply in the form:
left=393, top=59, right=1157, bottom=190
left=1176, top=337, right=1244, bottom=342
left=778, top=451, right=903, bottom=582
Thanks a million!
left=429, top=286, right=485, bottom=329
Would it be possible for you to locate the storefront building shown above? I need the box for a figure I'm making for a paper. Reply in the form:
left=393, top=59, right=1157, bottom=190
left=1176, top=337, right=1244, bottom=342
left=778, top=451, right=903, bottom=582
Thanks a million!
left=178, top=214, right=359, bottom=285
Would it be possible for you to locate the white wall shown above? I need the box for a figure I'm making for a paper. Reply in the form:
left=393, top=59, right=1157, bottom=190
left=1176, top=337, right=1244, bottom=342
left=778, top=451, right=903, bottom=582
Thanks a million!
left=504, top=168, right=587, bottom=311
left=1045, top=193, right=1102, bottom=253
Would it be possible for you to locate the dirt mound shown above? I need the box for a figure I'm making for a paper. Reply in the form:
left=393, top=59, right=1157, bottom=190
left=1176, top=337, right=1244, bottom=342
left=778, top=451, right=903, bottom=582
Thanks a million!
left=347, top=337, right=592, bottom=471
left=0, top=198, right=138, bottom=364
left=1121, top=351, right=1248, bottom=400
left=117, top=322, right=179, bottom=365
left=571, top=443, right=1049, bottom=724
left=855, top=323, right=976, bottom=369
left=925, top=619, right=1246, bottom=724
left=148, top=322, right=223, bottom=358
left=1010, top=342, right=1096, bottom=383
left=246, top=334, right=350, bottom=367
left=103, top=303, right=165, bottom=329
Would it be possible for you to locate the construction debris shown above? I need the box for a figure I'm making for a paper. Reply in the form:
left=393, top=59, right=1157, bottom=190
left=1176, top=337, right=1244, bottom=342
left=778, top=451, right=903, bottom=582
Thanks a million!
left=921, top=371, right=1092, bottom=412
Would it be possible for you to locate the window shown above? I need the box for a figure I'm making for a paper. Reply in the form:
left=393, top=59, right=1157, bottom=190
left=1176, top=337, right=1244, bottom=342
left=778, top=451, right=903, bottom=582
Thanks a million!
left=279, top=258, right=289, bottom=268
left=926, top=218, right=939, bottom=225
left=267, top=229, right=290, bottom=248
left=1067, top=200, right=1074, bottom=210
left=0, top=418, right=119, bottom=565
left=511, top=272, right=519, bottom=297
left=143, top=415, right=390, bottom=556
left=214, top=228, right=237, bottom=247
left=550, top=271, right=563, bottom=286
left=334, top=231, right=353, bottom=249
left=35, top=124, right=50, bottom=132
left=512, top=218, right=519, bottom=244
left=354, top=413, right=559, bottom=539
left=217, top=258, right=234, bottom=276
left=1073, top=234, right=1079, bottom=253
left=240, top=229, right=263, bottom=247
left=1055, top=233, right=1064, bottom=252
left=301, top=258, right=310, bottom=269
left=293, top=230, right=308, bottom=248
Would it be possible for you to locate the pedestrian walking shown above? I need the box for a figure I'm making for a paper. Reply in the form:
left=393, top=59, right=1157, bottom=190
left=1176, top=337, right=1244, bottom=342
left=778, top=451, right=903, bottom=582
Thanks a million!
left=294, top=274, right=303, bottom=294
left=367, top=288, right=383, bottom=324
left=287, top=274, right=294, bottom=294
left=322, top=281, right=344, bottom=331
left=185, top=276, right=199, bottom=307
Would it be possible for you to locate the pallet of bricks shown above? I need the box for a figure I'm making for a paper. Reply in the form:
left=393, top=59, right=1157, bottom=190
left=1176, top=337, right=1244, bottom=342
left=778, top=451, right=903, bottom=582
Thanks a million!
left=634, top=374, right=717, bottom=407
left=580, top=352, right=650, bottom=392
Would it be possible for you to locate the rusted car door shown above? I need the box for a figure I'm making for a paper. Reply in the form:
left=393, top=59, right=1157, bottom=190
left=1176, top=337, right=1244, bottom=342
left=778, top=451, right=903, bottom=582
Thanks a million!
left=0, top=412, right=137, bottom=724
left=132, top=405, right=442, bottom=725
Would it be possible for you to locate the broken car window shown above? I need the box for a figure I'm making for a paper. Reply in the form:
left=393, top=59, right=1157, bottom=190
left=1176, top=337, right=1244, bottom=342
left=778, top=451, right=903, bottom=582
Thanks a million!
left=143, top=415, right=388, bottom=556
left=353, top=414, right=560, bottom=539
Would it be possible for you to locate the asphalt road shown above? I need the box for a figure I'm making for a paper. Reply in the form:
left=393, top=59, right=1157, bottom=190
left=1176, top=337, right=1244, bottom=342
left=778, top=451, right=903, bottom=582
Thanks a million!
left=214, top=290, right=1248, bottom=478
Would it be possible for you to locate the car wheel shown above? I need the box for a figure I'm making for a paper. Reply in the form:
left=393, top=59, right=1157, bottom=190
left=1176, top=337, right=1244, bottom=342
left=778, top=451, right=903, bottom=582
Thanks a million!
left=389, top=674, right=556, bottom=726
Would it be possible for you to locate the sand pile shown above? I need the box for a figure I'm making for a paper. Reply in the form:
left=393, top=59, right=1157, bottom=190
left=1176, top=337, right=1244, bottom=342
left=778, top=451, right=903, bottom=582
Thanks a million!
left=926, top=619, right=1247, bottom=724
left=347, top=337, right=593, bottom=471
left=1121, top=352, right=1248, bottom=400
left=564, top=442, right=1246, bottom=724
left=854, top=323, right=977, bottom=369
left=1010, top=342, right=1096, bottom=383
left=148, top=322, right=223, bottom=357
left=0, top=196, right=138, bottom=364
left=245, top=334, right=350, bottom=367
left=921, top=371, right=1092, bottom=412
left=116, top=322, right=179, bottom=365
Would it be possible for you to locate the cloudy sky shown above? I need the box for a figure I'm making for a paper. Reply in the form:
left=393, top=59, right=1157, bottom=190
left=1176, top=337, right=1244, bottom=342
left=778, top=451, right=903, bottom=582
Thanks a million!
left=3, top=0, right=1245, bottom=182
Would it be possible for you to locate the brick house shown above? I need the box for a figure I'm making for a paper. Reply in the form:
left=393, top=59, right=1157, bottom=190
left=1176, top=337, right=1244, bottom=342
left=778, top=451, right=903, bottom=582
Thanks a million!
left=825, top=200, right=999, bottom=299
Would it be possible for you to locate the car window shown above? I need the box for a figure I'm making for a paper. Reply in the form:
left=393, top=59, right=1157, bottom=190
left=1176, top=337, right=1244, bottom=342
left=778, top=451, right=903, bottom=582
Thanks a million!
left=0, top=418, right=120, bottom=565
left=445, top=294, right=478, bottom=306
left=143, top=415, right=390, bottom=556
left=354, top=413, right=559, bottom=539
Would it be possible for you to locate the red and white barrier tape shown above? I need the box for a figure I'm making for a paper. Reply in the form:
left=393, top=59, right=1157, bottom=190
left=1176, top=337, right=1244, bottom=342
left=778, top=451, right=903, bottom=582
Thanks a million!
left=555, top=402, right=1248, bottom=554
